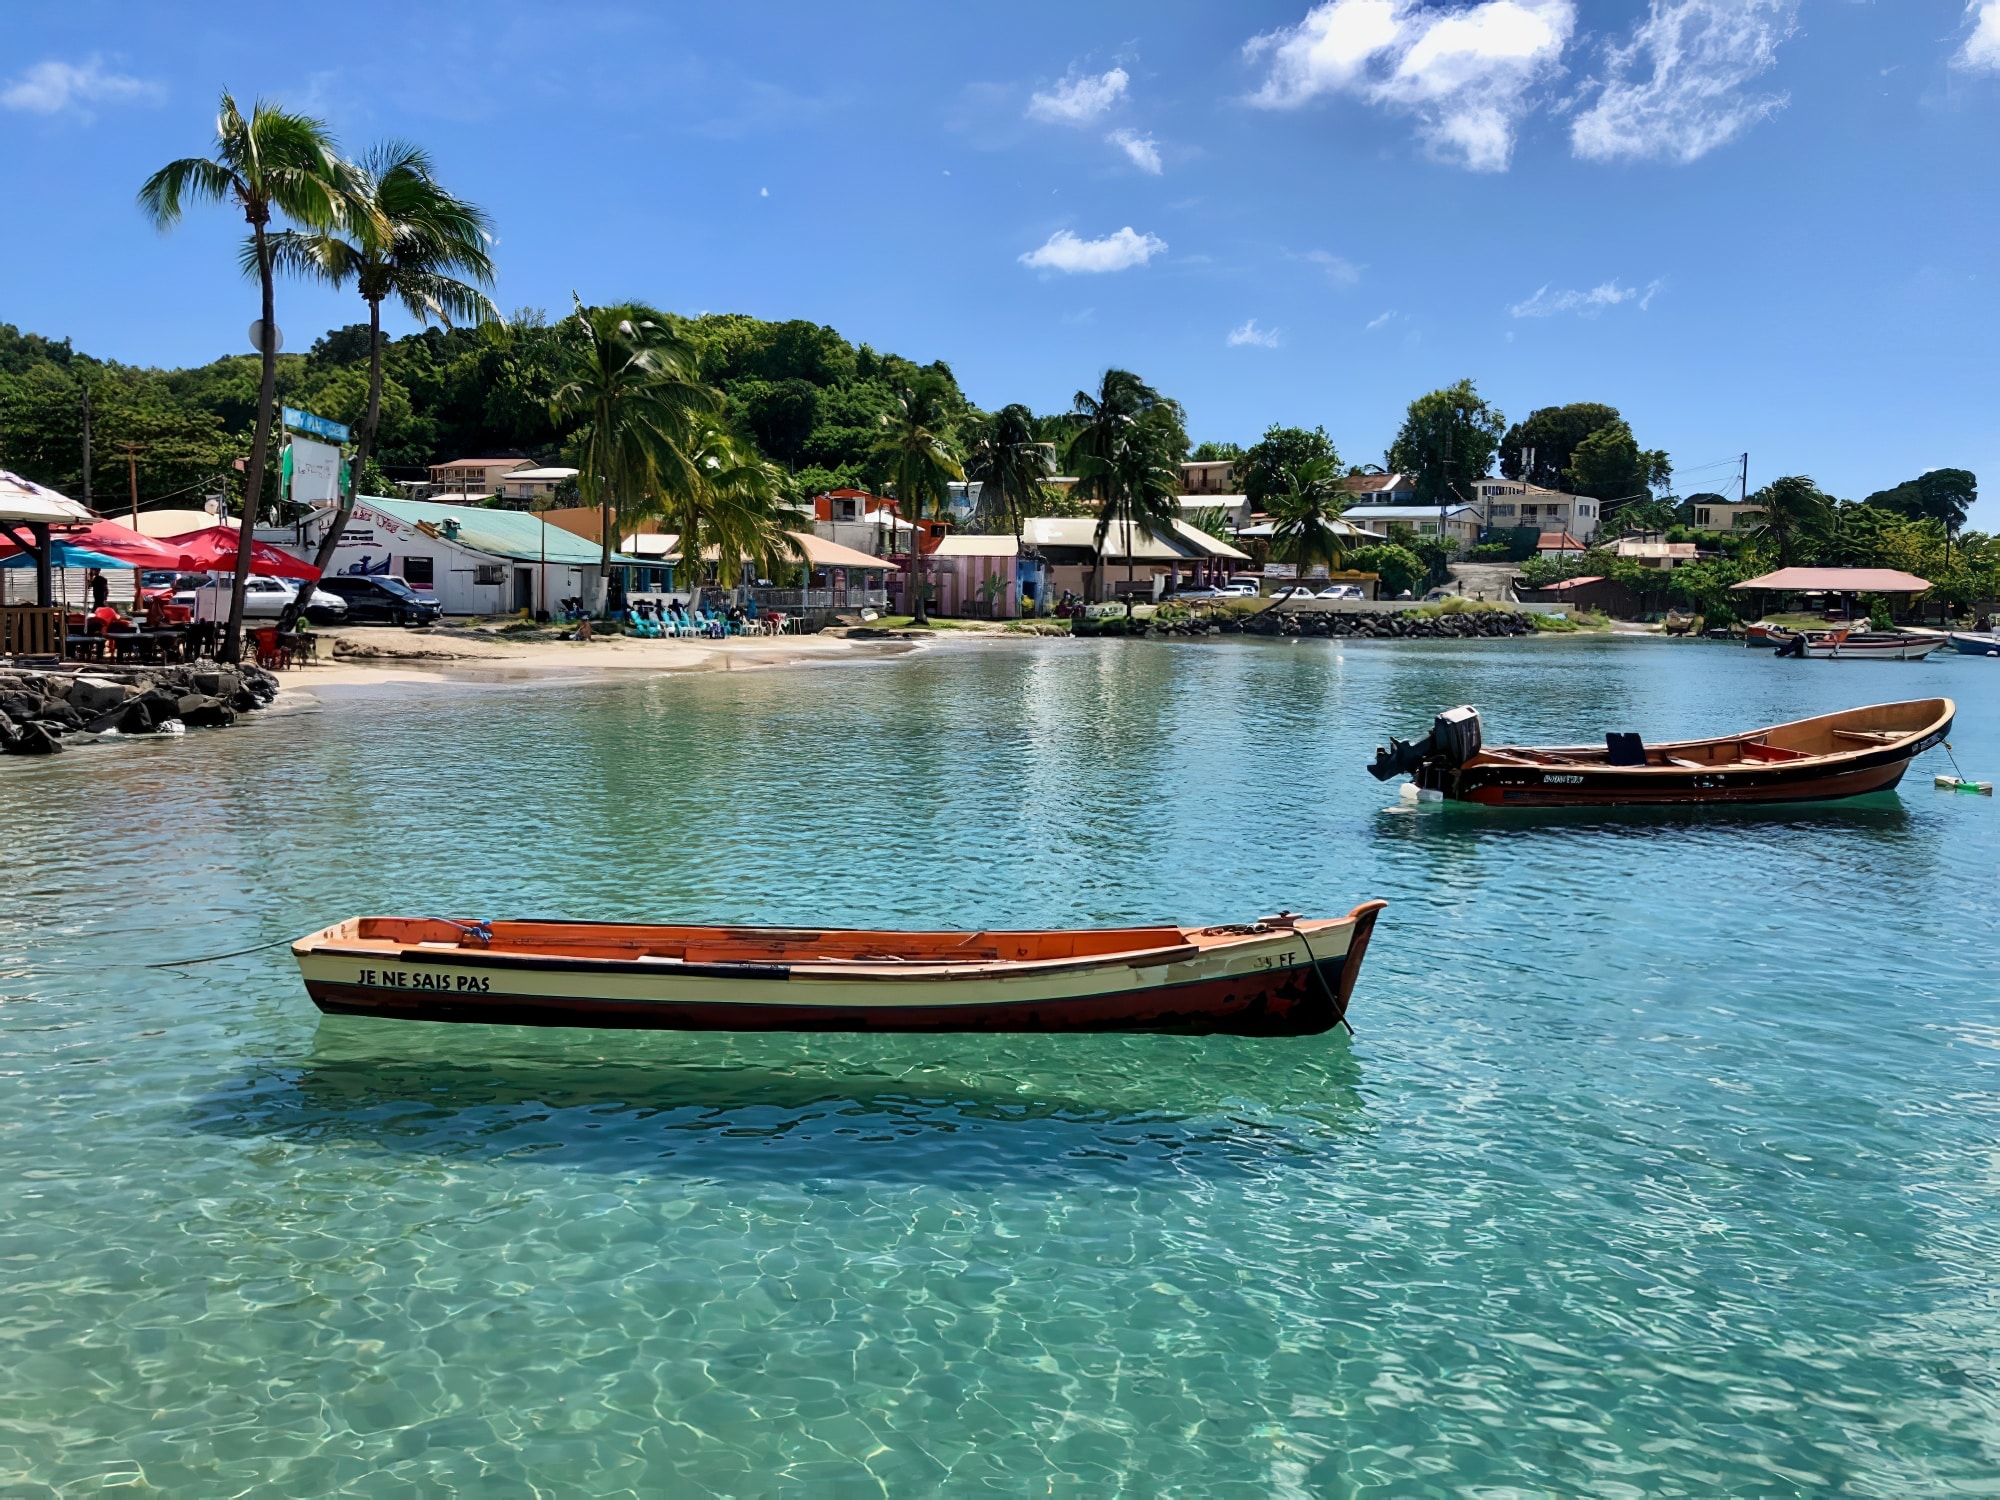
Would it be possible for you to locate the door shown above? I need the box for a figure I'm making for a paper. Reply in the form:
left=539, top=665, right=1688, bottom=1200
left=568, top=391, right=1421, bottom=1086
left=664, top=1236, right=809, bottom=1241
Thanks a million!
left=513, top=568, right=533, bottom=613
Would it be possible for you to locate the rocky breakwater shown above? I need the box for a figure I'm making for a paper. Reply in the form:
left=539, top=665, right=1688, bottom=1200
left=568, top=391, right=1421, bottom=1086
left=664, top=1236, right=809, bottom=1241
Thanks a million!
left=1236, top=608, right=1535, bottom=640
left=0, top=661, right=279, bottom=756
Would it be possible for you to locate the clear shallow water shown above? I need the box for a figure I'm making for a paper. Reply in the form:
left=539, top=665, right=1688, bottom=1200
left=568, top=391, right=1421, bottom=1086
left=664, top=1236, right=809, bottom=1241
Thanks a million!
left=1, top=635, right=1996, bottom=1496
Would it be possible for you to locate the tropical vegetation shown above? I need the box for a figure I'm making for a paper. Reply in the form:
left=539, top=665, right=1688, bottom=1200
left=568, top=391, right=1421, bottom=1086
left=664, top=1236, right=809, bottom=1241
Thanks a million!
left=1066, top=370, right=1183, bottom=617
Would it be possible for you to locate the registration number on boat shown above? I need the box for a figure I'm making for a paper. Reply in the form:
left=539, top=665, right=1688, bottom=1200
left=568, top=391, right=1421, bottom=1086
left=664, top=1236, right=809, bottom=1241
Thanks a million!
left=356, top=967, right=490, bottom=993
left=1542, top=774, right=1584, bottom=784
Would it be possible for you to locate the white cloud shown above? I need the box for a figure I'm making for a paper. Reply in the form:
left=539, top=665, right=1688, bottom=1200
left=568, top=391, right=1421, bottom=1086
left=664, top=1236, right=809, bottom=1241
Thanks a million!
left=1570, top=0, right=1797, bottom=164
left=1028, top=67, right=1129, bottom=123
left=1304, top=249, right=1363, bottom=285
left=1366, top=309, right=1396, bottom=329
left=1107, top=128, right=1163, bottom=173
left=1227, top=319, right=1283, bottom=347
left=1245, top=0, right=1575, bottom=172
left=1956, top=2, right=2000, bottom=70
left=0, top=56, right=159, bottom=117
left=1509, top=278, right=1660, bottom=317
left=1019, top=227, right=1167, bottom=274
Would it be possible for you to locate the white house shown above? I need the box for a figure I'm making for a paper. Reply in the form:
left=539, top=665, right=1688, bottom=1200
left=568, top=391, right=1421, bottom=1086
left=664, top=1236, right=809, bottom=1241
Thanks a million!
left=1342, top=504, right=1484, bottom=546
left=1469, top=480, right=1601, bottom=542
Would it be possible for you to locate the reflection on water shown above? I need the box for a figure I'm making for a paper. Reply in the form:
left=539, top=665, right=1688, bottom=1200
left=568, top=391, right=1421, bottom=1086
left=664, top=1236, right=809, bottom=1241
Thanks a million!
left=3, top=636, right=1997, bottom=1494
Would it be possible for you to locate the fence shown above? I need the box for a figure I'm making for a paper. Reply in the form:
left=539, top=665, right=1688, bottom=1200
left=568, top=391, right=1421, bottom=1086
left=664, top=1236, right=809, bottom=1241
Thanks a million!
left=0, top=606, right=61, bottom=658
left=746, top=586, right=889, bottom=611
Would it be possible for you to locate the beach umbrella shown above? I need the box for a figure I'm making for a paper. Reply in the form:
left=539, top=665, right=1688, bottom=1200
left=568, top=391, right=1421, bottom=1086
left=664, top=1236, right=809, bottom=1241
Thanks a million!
left=160, top=526, right=320, bottom=579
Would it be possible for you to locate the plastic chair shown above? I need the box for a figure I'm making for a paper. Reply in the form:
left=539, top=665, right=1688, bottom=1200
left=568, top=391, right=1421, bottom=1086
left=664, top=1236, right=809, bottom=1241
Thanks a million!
left=250, top=626, right=287, bottom=671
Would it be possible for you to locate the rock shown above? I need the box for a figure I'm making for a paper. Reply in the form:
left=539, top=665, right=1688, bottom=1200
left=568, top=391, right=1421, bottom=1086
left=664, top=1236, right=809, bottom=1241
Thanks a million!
left=65, top=676, right=132, bottom=715
left=230, top=687, right=260, bottom=713
left=191, top=667, right=241, bottom=699
left=177, top=696, right=236, bottom=729
left=34, top=700, right=84, bottom=730
left=0, top=691, right=39, bottom=722
left=135, top=686, right=184, bottom=723
left=3, top=721, right=62, bottom=755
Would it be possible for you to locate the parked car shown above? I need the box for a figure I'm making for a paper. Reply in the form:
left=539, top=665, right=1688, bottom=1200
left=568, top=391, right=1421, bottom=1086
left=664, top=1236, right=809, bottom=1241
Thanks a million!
left=1214, top=582, right=1260, bottom=598
left=1270, top=585, right=1320, bottom=603
left=1316, top=584, right=1366, bottom=601
left=315, top=573, right=445, bottom=626
left=176, top=574, right=347, bottom=623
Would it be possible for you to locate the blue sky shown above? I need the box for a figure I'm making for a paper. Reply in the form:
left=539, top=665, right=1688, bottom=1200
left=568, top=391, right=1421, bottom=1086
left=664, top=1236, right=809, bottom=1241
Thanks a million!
left=3, top=1, right=1998, bottom=522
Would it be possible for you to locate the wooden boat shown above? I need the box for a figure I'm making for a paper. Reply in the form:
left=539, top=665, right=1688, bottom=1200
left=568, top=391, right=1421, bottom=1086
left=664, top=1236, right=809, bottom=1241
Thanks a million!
left=1947, top=630, right=2000, bottom=658
left=291, top=904, right=1388, bottom=1035
left=1775, top=628, right=1946, bottom=660
left=1369, top=700, right=1954, bottom=807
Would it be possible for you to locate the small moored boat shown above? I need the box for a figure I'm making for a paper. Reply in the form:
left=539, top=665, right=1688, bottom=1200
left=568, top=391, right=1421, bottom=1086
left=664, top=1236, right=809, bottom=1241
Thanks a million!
left=1775, top=628, right=1945, bottom=660
left=1368, top=700, right=1953, bottom=807
left=292, top=905, right=1388, bottom=1035
left=1947, top=630, right=2000, bottom=658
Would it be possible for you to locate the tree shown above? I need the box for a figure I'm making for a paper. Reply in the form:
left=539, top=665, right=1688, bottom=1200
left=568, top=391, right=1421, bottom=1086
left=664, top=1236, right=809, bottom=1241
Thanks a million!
left=1190, top=440, right=1244, bottom=463
left=1498, top=403, right=1622, bottom=488
left=871, top=377, right=962, bottom=624
left=139, top=92, right=350, bottom=662
left=963, top=403, right=1055, bottom=539
left=638, top=419, right=802, bottom=599
left=270, top=141, right=497, bottom=625
left=1240, top=424, right=1336, bottom=509
left=1387, top=380, right=1505, bottom=509
left=1343, top=542, right=1425, bottom=597
left=1747, top=475, right=1835, bottom=567
left=549, top=299, right=712, bottom=606
left=1067, top=369, right=1183, bottom=616
left=1565, top=419, right=1670, bottom=528
left=1268, top=456, right=1353, bottom=581
left=1864, top=468, right=1976, bottom=535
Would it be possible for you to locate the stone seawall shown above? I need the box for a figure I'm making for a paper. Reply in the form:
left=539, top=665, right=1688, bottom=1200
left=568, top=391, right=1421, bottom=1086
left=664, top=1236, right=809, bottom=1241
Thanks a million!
left=0, top=661, right=280, bottom=755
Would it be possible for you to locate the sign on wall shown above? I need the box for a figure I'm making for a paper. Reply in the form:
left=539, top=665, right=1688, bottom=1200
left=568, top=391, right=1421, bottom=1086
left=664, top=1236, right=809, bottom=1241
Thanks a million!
left=288, top=437, right=344, bottom=505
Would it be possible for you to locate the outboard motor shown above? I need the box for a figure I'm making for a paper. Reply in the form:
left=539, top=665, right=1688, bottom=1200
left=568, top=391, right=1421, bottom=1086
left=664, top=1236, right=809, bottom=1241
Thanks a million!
left=1368, top=705, right=1482, bottom=781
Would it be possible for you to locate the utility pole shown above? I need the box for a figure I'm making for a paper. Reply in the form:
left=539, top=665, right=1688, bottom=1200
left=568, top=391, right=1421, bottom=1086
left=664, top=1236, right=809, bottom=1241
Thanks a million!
left=121, top=442, right=143, bottom=607
left=1740, top=453, right=1749, bottom=506
left=80, top=384, right=93, bottom=512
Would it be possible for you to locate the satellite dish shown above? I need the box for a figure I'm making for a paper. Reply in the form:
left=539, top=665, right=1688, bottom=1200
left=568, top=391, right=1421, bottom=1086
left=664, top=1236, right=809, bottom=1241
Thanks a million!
left=247, top=320, right=285, bottom=354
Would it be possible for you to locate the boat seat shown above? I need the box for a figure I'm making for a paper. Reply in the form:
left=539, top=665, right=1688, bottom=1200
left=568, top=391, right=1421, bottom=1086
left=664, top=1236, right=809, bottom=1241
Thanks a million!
left=1741, top=741, right=1808, bottom=763
left=1831, top=729, right=1899, bottom=745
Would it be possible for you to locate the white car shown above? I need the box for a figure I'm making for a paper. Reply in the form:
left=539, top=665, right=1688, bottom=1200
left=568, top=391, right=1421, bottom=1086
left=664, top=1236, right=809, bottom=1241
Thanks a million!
left=1214, top=582, right=1259, bottom=598
left=1317, top=584, right=1367, bottom=601
left=1271, top=585, right=1320, bottom=604
left=177, top=574, right=347, bottom=623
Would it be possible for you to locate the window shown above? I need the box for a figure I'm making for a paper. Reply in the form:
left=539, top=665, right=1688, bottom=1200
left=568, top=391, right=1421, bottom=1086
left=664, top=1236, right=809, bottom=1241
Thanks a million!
left=1419, top=521, right=1437, bottom=534
left=474, top=564, right=505, bottom=586
left=402, top=555, right=435, bottom=587
left=1492, top=504, right=1515, bottom=517
left=1695, top=508, right=1711, bottom=526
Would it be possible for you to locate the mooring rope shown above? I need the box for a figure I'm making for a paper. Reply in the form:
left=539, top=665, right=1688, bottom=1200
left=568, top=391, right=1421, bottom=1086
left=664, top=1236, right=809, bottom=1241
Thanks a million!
left=146, top=936, right=293, bottom=969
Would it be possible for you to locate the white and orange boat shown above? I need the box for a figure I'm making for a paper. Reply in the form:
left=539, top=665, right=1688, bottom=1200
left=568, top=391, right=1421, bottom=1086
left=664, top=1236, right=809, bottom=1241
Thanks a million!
left=292, top=905, right=1388, bottom=1036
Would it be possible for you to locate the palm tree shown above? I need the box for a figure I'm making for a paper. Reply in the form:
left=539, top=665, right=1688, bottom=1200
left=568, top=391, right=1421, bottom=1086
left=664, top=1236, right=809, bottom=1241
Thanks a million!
left=270, top=143, right=497, bottom=619
left=1748, top=475, right=1833, bottom=568
left=139, top=92, right=350, bottom=663
left=549, top=298, right=711, bottom=612
left=963, top=403, right=1055, bottom=539
left=1067, top=369, right=1182, bottom=616
left=640, top=419, right=803, bottom=603
left=1269, top=456, right=1352, bottom=586
left=872, top=379, right=962, bottom=625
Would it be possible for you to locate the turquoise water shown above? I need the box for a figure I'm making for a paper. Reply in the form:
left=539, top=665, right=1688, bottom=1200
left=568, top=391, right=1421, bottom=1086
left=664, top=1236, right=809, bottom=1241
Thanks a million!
left=2, top=635, right=1996, bottom=1495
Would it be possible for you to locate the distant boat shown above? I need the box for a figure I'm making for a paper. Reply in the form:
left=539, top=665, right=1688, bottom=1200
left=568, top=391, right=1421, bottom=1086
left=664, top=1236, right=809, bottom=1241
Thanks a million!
left=1775, top=628, right=1946, bottom=660
left=1368, top=700, right=1953, bottom=807
left=293, top=906, right=1388, bottom=1036
left=1745, top=621, right=1792, bottom=648
left=1947, top=631, right=2000, bottom=658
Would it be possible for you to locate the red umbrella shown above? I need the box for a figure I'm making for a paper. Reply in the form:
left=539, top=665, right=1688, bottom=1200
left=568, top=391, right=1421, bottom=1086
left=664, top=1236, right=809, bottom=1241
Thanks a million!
left=0, top=518, right=185, bottom=568
left=162, top=526, right=320, bottom=579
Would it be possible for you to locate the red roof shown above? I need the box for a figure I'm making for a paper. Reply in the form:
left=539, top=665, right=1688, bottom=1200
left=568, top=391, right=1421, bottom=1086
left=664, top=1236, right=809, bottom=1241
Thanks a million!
left=1543, top=575, right=1604, bottom=590
left=1730, top=567, right=1931, bottom=593
left=1537, top=531, right=1588, bottom=550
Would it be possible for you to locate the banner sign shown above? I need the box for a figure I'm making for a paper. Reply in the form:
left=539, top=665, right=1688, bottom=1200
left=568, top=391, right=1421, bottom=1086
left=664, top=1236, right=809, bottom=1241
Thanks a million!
left=288, top=437, right=344, bottom=506
left=282, top=406, right=350, bottom=442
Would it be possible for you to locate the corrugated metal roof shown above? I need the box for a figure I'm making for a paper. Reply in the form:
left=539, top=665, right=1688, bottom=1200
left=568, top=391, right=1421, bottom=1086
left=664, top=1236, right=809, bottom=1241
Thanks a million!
left=935, top=534, right=1020, bottom=558
left=357, top=496, right=628, bottom=566
left=1731, top=567, right=1932, bottom=593
left=616, top=529, right=901, bottom=570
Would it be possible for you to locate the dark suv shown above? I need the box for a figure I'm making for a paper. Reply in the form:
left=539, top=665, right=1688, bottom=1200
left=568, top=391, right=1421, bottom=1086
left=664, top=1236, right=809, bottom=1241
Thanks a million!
left=317, top=574, right=445, bottom=626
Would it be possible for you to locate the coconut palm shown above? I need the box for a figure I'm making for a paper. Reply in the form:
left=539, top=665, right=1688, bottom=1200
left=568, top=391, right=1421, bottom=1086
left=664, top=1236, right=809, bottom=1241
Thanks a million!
left=1748, top=475, right=1834, bottom=567
left=139, top=92, right=350, bottom=662
left=872, top=379, right=963, bottom=624
left=963, top=403, right=1055, bottom=539
left=1067, top=369, right=1182, bottom=616
left=1268, top=456, right=1352, bottom=585
left=549, top=298, right=712, bottom=610
left=640, top=420, right=803, bottom=604
left=269, top=143, right=498, bottom=615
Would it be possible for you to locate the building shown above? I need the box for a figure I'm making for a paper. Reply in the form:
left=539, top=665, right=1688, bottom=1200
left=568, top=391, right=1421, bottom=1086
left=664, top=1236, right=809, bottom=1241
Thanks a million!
left=1682, top=496, right=1765, bottom=532
left=811, top=490, right=913, bottom=559
left=1341, top=473, right=1417, bottom=506
left=1177, top=495, right=1254, bottom=531
left=618, top=529, right=901, bottom=616
left=495, top=467, right=579, bottom=505
left=1181, top=459, right=1237, bottom=495
left=304, top=496, right=621, bottom=615
left=1342, top=504, right=1483, bottom=546
left=1537, top=532, right=1590, bottom=558
left=1469, top=480, right=1601, bottom=542
left=1612, top=538, right=1699, bottom=568
left=930, top=535, right=1051, bottom=619
left=1021, top=516, right=1249, bottom=602
left=427, top=457, right=536, bottom=496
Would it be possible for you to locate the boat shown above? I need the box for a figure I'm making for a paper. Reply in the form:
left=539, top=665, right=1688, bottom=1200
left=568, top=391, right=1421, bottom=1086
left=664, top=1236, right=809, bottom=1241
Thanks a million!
left=1774, top=628, right=1946, bottom=660
left=1744, top=621, right=1793, bottom=649
left=1947, top=630, right=2000, bottom=658
left=1368, top=700, right=1954, bottom=807
left=291, top=905, right=1388, bottom=1035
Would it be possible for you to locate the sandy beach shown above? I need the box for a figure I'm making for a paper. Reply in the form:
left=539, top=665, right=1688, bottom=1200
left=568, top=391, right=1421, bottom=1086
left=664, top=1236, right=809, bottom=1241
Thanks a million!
left=278, top=624, right=919, bottom=696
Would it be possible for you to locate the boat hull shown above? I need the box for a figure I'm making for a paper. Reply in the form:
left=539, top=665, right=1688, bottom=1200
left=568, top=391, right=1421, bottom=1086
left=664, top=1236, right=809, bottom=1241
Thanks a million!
left=1795, top=634, right=1944, bottom=660
left=295, top=905, right=1386, bottom=1036
left=1948, top=632, right=2000, bottom=657
left=1437, top=753, right=1916, bottom=807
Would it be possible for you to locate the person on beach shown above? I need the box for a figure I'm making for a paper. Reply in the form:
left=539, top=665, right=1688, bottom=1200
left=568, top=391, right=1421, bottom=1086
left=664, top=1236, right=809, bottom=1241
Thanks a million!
left=87, top=570, right=109, bottom=610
